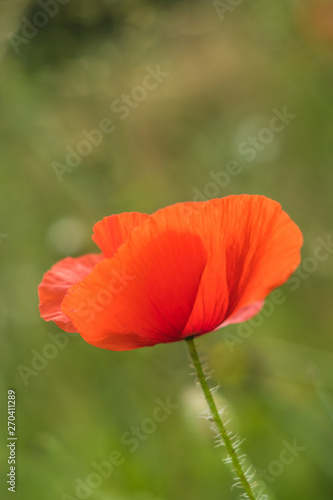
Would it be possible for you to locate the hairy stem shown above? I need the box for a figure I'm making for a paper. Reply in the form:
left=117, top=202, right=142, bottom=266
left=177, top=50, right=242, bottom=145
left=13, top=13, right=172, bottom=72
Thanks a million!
left=186, top=336, right=257, bottom=500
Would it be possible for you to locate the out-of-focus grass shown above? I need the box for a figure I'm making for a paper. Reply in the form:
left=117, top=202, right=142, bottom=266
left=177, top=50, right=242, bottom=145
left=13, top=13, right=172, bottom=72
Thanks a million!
left=1, top=1, right=333, bottom=499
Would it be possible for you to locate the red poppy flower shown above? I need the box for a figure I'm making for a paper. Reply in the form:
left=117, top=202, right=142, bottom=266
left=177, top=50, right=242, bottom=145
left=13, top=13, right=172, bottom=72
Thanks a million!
left=38, top=195, right=303, bottom=351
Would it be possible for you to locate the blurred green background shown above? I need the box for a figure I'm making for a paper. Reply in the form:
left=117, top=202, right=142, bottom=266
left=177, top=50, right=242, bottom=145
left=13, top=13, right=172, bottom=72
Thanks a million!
left=1, top=0, right=333, bottom=499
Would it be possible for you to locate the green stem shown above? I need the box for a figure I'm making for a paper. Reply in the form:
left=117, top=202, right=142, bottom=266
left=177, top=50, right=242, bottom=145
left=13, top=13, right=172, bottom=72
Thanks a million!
left=186, top=336, right=257, bottom=500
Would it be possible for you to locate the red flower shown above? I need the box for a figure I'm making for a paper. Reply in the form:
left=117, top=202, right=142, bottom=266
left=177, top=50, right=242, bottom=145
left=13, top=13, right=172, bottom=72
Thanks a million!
left=38, top=195, right=303, bottom=351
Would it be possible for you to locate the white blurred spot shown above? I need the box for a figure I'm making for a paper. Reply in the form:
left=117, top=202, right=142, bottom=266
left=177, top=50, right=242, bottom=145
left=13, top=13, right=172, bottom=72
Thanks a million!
left=233, top=115, right=281, bottom=164
left=180, top=385, right=227, bottom=438
left=46, top=217, right=89, bottom=255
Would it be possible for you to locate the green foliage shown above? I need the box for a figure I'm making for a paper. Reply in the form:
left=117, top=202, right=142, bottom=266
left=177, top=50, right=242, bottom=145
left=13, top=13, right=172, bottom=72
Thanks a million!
left=1, top=1, right=333, bottom=499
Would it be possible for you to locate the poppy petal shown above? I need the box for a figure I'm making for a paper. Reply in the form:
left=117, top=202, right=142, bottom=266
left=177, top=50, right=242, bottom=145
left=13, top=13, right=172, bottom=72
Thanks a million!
left=92, top=212, right=150, bottom=257
left=179, top=195, right=303, bottom=336
left=218, top=300, right=265, bottom=328
left=62, top=218, right=208, bottom=350
left=38, top=253, right=103, bottom=332
left=40, top=195, right=302, bottom=350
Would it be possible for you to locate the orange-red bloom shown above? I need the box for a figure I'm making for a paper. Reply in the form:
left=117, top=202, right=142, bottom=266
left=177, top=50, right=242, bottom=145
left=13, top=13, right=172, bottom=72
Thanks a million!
left=38, top=195, right=303, bottom=351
